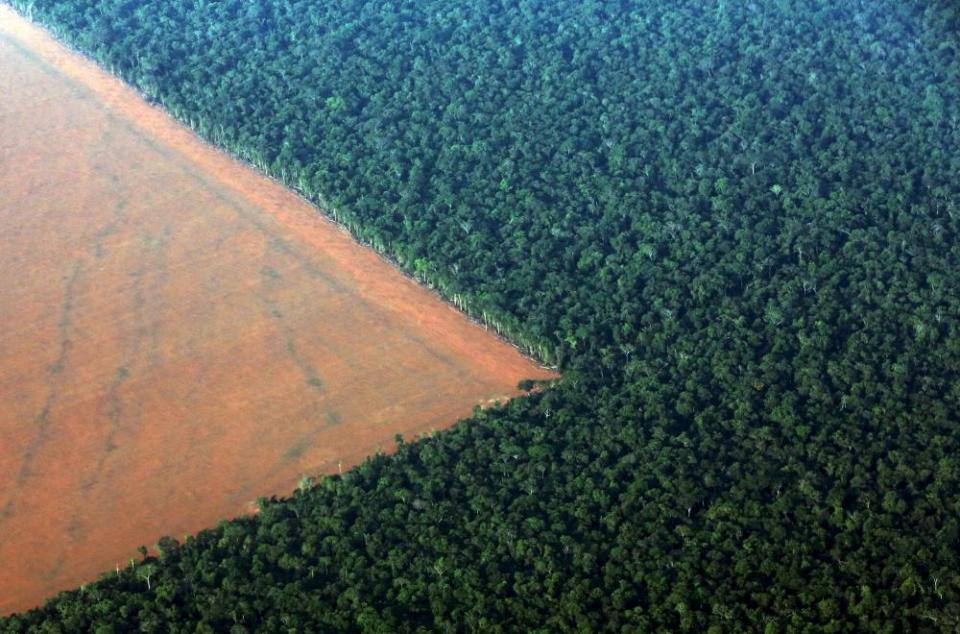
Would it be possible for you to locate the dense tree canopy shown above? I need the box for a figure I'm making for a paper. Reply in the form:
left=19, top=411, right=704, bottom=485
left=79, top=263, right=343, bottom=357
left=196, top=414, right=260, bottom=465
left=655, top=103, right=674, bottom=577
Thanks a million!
left=3, top=0, right=960, bottom=631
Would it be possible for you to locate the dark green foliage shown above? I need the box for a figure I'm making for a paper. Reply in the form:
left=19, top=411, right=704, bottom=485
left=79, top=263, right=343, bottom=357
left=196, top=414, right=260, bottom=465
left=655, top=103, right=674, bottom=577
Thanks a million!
left=3, top=0, right=960, bottom=631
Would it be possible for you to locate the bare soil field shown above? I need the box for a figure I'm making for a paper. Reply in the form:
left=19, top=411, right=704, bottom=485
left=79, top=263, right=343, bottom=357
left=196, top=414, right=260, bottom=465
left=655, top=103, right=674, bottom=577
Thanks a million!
left=0, top=7, right=555, bottom=615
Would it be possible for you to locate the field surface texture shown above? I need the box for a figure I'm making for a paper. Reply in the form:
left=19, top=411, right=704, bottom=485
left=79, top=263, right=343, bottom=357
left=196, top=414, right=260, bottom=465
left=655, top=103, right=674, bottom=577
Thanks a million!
left=0, top=7, right=551, bottom=614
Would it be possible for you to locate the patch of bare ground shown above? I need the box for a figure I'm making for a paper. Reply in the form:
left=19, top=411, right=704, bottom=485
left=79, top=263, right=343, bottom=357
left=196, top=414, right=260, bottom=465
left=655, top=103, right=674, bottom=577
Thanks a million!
left=0, top=6, right=555, bottom=615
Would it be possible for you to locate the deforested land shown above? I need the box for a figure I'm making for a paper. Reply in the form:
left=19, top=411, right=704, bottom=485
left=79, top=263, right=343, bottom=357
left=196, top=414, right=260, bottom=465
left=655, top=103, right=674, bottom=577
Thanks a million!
left=0, top=6, right=552, bottom=615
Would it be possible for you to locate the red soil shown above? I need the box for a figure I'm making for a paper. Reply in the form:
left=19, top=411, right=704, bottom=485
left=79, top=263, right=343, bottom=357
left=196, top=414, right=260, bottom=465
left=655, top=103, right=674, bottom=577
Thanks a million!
left=0, top=7, right=556, bottom=615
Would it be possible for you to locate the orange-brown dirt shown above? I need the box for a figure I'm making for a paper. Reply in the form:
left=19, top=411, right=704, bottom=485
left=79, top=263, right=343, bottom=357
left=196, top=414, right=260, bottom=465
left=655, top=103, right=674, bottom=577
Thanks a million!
left=0, top=7, right=556, bottom=615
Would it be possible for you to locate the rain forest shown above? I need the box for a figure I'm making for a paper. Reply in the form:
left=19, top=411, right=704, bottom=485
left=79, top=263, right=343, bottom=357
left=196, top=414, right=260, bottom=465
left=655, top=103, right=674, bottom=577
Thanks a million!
left=3, top=0, right=960, bottom=631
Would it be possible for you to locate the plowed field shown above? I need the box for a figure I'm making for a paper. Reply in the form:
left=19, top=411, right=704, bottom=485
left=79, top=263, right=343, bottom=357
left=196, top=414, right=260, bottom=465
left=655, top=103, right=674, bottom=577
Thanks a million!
left=0, top=7, right=555, bottom=615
